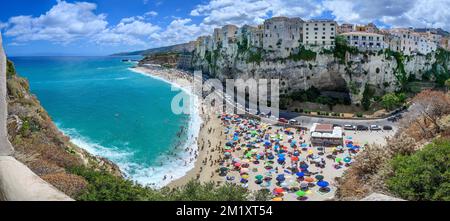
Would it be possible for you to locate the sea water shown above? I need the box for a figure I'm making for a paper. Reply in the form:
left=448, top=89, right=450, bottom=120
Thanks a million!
left=10, top=56, right=201, bottom=188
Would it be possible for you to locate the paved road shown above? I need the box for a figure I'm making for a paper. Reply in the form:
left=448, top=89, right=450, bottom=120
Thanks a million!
left=0, top=35, right=13, bottom=156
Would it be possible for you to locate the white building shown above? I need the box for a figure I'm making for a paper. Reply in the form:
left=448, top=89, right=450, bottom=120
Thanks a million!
left=310, top=123, right=343, bottom=146
left=340, top=32, right=386, bottom=51
left=302, top=19, right=337, bottom=48
left=388, top=29, right=437, bottom=55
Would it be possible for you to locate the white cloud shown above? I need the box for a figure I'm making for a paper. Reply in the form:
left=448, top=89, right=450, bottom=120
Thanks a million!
left=190, top=0, right=324, bottom=26
left=4, top=0, right=107, bottom=43
left=323, top=0, right=450, bottom=30
left=145, top=11, right=158, bottom=17
left=151, top=19, right=211, bottom=46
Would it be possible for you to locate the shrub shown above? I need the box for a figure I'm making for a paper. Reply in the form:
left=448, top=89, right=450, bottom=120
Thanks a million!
left=288, top=46, right=317, bottom=61
left=387, top=138, right=450, bottom=201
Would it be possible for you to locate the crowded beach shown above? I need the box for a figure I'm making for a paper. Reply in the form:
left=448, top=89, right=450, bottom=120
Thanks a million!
left=132, top=65, right=385, bottom=201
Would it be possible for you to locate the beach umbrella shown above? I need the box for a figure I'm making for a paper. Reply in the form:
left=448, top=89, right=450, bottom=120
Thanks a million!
left=315, top=175, right=324, bottom=181
left=300, top=164, right=309, bottom=169
left=335, top=158, right=342, bottom=163
left=255, top=175, right=264, bottom=180
left=291, top=156, right=299, bottom=162
left=344, top=157, right=352, bottom=163
left=241, top=174, right=249, bottom=179
left=296, top=190, right=307, bottom=197
left=240, top=168, right=249, bottom=173
left=304, top=177, right=315, bottom=183
left=220, top=167, right=228, bottom=172
left=296, top=172, right=305, bottom=177
left=272, top=197, right=283, bottom=201
left=317, top=181, right=329, bottom=188
left=276, top=175, right=286, bottom=182
left=274, top=187, right=284, bottom=194
left=234, top=162, right=241, bottom=167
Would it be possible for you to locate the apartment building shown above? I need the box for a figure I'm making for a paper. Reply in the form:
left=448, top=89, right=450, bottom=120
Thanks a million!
left=302, top=19, right=337, bottom=48
left=341, top=32, right=386, bottom=51
left=388, top=29, right=437, bottom=55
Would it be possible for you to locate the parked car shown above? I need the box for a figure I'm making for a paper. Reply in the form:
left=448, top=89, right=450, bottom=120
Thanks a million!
left=289, top=119, right=299, bottom=125
left=383, top=125, right=393, bottom=130
left=357, top=125, right=369, bottom=131
left=370, top=125, right=381, bottom=131
left=278, top=118, right=288, bottom=124
left=344, top=125, right=356, bottom=130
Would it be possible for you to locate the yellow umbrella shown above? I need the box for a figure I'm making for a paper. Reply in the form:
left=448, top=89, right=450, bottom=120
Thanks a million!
left=272, top=197, right=283, bottom=201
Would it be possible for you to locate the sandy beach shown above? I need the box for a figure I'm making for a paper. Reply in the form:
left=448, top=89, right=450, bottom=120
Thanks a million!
left=131, top=66, right=226, bottom=188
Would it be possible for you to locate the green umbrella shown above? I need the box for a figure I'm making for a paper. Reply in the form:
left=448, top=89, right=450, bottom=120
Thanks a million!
left=296, top=190, right=306, bottom=197
left=335, top=158, right=342, bottom=163
left=315, top=175, right=324, bottom=181
left=255, top=175, right=264, bottom=180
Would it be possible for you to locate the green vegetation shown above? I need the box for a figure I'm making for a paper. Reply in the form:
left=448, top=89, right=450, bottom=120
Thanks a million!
left=390, top=50, right=408, bottom=92
left=237, top=36, right=249, bottom=54
left=6, top=59, right=16, bottom=78
left=387, top=138, right=450, bottom=201
left=284, top=86, right=350, bottom=110
left=69, top=166, right=250, bottom=201
left=381, top=92, right=406, bottom=111
left=288, top=46, right=317, bottom=61
left=348, top=81, right=360, bottom=95
left=361, top=84, right=375, bottom=111
left=428, top=48, right=450, bottom=86
left=246, top=49, right=263, bottom=64
left=334, top=35, right=359, bottom=64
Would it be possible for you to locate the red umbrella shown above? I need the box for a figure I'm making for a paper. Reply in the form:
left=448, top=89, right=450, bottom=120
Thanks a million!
left=274, top=187, right=284, bottom=194
left=291, top=156, right=299, bottom=162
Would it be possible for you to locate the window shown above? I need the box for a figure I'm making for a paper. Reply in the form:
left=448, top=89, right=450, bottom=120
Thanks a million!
left=314, top=27, right=318, bottom=31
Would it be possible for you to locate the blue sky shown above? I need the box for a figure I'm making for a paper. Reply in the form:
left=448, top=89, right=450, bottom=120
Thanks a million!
left=1, top=0, right=449, bottom=56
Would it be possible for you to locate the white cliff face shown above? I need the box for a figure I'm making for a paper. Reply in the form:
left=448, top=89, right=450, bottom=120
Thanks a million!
left=192, top=42, right=438, bottom=104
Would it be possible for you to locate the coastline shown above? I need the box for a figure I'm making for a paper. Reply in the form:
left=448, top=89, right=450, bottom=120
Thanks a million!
left=130, top=66, right=225, bottom=188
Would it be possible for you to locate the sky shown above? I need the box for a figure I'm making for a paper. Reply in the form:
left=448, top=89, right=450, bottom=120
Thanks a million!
left=1, top=0, right=450, bottom=56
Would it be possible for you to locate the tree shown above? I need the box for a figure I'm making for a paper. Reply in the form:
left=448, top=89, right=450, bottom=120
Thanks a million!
left=381, top=93, right=401, bottom=111
left=410, top=90, right=450, bottom=134
left=387, top=138, right=450, bottom=201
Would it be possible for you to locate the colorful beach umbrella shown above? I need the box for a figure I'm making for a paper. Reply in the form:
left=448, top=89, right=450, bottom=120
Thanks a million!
left=296, top=190, right=306, bottom=197
left=317, top=181, right=329, bottom=188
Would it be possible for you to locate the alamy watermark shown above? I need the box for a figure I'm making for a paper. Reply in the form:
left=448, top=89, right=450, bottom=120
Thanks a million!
left=170, top=70, right=280, bottom=120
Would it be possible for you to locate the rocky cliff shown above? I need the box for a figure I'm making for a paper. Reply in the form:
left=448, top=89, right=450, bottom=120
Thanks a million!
left=190, top=42, right=446, bottom=105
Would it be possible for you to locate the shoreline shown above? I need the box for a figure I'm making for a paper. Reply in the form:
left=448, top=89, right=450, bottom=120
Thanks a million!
left=130, top=66, right=225, bottom=188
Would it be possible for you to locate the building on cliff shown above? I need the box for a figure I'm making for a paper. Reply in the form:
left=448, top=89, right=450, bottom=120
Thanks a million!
left=302, top=19, right=337, bottom=49
left=341, top=32, right=386, bottom=51
left=262, top=17, right=304, bottom=57
left=338, top=23, right=355, bottom=34
left=387, top=28, right=437, bottom=55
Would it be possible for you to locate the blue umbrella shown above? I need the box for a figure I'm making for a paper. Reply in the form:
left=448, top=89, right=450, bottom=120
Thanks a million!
left=276, top=175, right=286, bottom=182
left=296, top=172, right=305, bottom=177
left=317, top=181, right=329, bottom=188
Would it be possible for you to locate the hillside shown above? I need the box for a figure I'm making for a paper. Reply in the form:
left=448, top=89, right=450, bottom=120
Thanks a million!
left=112, top=42, right=195, bottom=56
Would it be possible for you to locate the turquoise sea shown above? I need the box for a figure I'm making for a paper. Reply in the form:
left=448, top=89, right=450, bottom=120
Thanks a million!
left=10, top=56, right=201, bottom=187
